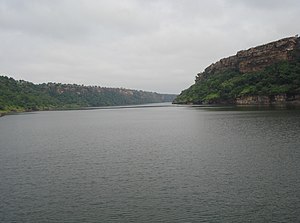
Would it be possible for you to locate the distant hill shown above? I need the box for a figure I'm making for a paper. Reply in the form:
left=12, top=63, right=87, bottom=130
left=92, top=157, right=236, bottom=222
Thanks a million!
left=0, top=76, right=177, bottom=114
left=173, top=36, right=300, bottom=105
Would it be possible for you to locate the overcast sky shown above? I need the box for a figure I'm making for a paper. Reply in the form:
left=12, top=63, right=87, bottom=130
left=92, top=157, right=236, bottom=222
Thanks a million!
left=0, top=0, right=299, bottom=94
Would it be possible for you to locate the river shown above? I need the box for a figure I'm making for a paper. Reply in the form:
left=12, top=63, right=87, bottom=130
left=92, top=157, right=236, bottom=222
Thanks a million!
left=0, top=104, right=299, bottom=222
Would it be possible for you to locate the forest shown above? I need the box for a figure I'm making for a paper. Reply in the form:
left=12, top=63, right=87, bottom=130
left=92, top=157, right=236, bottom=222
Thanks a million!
left=0, top=76, right=176, bottom=114
left=173, top=60, right=300, bottom=104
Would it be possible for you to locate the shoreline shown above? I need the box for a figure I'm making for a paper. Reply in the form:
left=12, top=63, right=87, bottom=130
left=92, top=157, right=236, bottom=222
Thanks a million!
left=2, top=102, right=300, bottom=118
left=0, top=102, right=174, bottom=117
left=173, top=96, right=300, bottom=107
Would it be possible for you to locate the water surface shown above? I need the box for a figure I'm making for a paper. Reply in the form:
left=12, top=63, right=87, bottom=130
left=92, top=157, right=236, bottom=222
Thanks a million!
left=0, top=105, right=299, bottom=222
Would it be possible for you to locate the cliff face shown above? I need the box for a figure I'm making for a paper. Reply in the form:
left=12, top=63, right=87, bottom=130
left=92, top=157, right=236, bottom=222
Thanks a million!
left=236, top=94, right=300, bottom=105
left=174, top=35, right=300, bottom=105
left=196, top=36, right=300, bottom=81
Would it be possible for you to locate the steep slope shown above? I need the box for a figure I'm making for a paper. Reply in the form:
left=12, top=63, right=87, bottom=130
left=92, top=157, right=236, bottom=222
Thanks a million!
left=0, top=76, right=176, bottom=114
left=174, top=36, right=300, bottom=105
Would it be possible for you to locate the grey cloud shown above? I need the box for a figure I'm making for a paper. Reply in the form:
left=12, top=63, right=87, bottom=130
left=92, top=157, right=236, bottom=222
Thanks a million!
left=227, top=0, right=300, bottom=10
left=0, top=0, right=299, bottom=93
left=0, top=0, right=157, bottom=41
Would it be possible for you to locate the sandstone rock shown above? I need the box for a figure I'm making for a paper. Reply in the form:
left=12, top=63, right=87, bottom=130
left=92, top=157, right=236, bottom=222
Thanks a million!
left=236, top=94, right=300, bottom=105
left=196, top=36, right=300, bottom=82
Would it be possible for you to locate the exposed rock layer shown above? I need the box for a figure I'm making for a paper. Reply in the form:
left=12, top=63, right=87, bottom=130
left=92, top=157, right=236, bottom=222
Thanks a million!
left=236, top=94, right=300, bottom=105
left=196, top=36, right=300, bottom=82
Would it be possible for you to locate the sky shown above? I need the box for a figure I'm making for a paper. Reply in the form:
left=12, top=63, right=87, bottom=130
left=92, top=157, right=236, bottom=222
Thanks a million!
left=0, top=0, right=299, bottom=94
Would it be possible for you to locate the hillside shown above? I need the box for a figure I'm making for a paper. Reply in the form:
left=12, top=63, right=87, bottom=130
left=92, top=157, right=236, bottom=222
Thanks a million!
left=173, top=36, right=300, bottom=105
left=0, top=76, right=176, bottom=114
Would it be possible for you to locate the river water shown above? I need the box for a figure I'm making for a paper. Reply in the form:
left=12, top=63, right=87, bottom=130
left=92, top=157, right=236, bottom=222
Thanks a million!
left=0, top=104, right=299, bottom=222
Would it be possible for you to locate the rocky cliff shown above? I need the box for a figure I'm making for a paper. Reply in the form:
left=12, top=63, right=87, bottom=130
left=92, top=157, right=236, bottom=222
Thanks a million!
left=174, top=36, right=300, bottom=105
left=196, top=36, right=300, bottom=82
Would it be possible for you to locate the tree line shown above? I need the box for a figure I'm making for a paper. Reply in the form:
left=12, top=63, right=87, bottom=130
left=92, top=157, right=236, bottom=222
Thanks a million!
left=0, top=76, right=176, bottom=113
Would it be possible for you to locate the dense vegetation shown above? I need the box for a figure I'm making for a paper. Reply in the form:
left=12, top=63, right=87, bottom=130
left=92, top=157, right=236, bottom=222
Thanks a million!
left=0, top=76, right=176, bottom=114
left=173, top=60, right=300, bottom=104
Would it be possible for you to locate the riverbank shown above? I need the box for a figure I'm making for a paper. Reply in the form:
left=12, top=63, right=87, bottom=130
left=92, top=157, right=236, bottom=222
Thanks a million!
left=173, top=94, right=300, bottom=106
left=0, top=106, right=78, bottom=117
left=0, top=103, right=174, bottom=117
left=0, top=109, right=25, bottom=117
